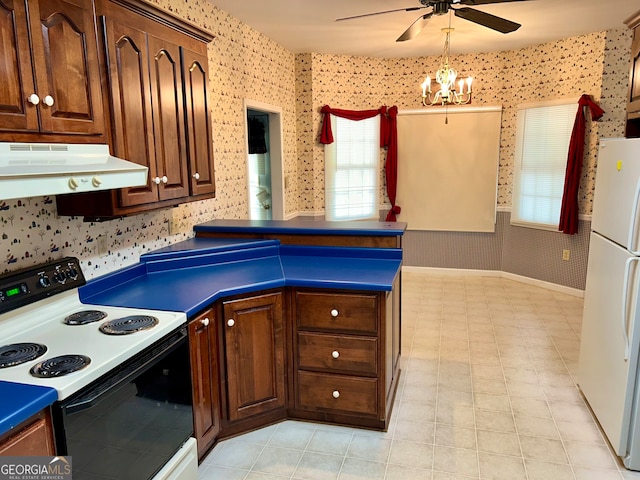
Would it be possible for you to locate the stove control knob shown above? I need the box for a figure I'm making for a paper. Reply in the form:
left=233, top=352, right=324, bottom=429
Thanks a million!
left=54, top=271, right=66, bottom=284
left=39, top=275, right=51, bottom=288
left=67, top=267, right=79, bottom=280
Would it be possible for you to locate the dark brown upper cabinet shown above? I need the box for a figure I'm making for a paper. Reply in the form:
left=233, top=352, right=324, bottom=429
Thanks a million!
left=55, top=0, right=215, bottom=219
left=0, top=0, right=105, bottom=141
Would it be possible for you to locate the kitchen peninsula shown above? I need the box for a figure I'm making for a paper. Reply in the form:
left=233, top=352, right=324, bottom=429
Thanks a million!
left=0, top=220, right=405, bottom=460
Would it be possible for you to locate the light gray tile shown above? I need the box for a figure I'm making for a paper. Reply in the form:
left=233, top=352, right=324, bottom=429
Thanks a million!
left=564, top=441, right=619, bottom=469
left=478, top=452, right=527, bottom=480
left=433, top=445, right=479, bottom=477
left=524, top=459, right=574, bottom=480
left=477, top=430, right=520, bottom=456
left=293, top=451, right=343, bottom=480
left=435, top=423, right=476, bottom=450
left=268, top=422, right=315, bottom=449
left=519, top=435, right=568, bottom=463
left=210, top=442, right=264, bottom=470
left=252, top=446, right=303, bottom=477
left=307, top=430, right=353, bottom=456
left=199, top=465, right=249, bottom=480
left=394, top=419, right=435, bottom=443
left=338, top=458, right=386, bottom=480
left=346, top=434, right=392, bottom=462
left=388, top=439, right=434, bottom=469
left=384, top=463, right=433, bottom=480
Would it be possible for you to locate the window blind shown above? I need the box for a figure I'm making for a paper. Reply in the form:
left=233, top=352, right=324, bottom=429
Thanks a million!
left=511, top=101, right=578, bottom=230
left=324, top=115, right=380, bottom=221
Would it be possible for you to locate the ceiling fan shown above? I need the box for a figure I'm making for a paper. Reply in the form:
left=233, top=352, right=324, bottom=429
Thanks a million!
left=336, top=0, right=529, bottom=42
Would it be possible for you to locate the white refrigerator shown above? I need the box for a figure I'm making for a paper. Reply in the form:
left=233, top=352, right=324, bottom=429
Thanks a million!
left=579, top=137, right=640, bottom=470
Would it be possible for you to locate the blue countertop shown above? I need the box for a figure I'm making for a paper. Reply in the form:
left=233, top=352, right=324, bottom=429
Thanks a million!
left=1, top=231, right=403, bottom=437
left=0, top=381, right=57, bottom=436
left=80, top=238, right=402, bottom=317
left=194, top=219, right=407, bottom=236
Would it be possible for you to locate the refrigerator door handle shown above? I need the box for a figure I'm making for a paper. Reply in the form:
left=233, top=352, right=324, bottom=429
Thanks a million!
left=622, top=256, right=639, bottom=361
left=627, top=178, right=640, bottom=255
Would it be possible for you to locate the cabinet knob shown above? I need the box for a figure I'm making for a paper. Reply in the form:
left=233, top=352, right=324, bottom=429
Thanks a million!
left=153, top=177, right=161, bottom=185
left=28, top=93, right=40, bottom=105
left=227, top=319, right=235, bottom=327
left=330, top=309, right=339, bottom=317
left=332, top=350, right=340, bottom=359
left=201, top=318, right=210, bottom=327
left=161, top=176, right=168, bottom=184
left=68, top=177, right=79, bottom=189
left=43, top=95, right=54, bottom=107
left=92, top=176, right=102, bottom=187
left=332, top=390, right=340, bottom=399
left=192, top=172, right=200, bottom=180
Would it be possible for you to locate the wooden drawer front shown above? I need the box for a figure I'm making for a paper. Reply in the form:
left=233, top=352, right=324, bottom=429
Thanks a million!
left=296, top=292, right=377, bottom=333
left=298, top=332, right=377, bottom=375
left=297, top=371, right=378, bottom=416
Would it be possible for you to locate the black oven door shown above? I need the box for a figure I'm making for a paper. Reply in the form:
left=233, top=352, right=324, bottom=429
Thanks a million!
left=52, top=327, right=193, bottom=480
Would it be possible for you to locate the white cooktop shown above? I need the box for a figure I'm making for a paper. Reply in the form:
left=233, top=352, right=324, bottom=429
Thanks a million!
left=0, top=290, right=186, bottom=400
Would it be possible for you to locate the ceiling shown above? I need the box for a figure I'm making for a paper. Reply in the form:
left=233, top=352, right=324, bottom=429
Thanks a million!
left=208, top=0, right=638, bottom=58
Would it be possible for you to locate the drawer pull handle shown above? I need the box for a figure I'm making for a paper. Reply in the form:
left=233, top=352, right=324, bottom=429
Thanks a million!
left=201, top=318, right=210, bottom=327
left=330, top=309, right=339, bottom=317
left=332, top=350, right=340, bottom=359
left=28, top=93, right=40, bottom=105
left=332, top=390, right=340, bottom=399
left=227, top=319, right=235, bottom=327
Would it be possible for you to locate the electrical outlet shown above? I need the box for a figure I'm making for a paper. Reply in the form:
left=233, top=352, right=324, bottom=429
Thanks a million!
left=97, top=235, right=108, bottom=257
left=562, top=249, right=570, bottom=261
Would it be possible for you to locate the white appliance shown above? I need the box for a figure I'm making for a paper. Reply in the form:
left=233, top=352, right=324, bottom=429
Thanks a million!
left=579, top=136, right=640, bottom=470
left=0, top=142, right=148, bottom=201
left=0, top=257, right=195, bottom=480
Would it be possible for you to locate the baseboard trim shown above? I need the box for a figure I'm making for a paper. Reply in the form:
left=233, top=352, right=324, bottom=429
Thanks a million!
left=401, top=266, right=584, bottom=298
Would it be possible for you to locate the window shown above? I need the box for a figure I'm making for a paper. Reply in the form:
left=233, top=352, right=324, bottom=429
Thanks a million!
left=511, top=100, right=578, bottom=230
left=324, top=115, right=380, bottom=221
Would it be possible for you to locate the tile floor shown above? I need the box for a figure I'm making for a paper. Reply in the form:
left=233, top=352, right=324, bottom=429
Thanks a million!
left=198, top=271, right=640, bottom=480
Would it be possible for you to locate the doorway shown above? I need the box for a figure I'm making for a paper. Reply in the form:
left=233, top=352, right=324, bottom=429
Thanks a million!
left=244, top=100, right=284, bottom=220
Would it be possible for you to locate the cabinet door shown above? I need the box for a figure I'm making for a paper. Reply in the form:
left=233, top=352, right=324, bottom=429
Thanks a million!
left=103, top=17, right=159, bottom=207
left=0, top=412, right=55, bottom=456
left=0, top=0, right=38, bottom=132
left=182, top=47, right=215, bottom=196
left=188, top=309, right=220, bottom=460
left=148, top=34, right=189, bottom=201
left=222, top=292, right=286, bottom=422
left=29, top=0, right=104, bottom=135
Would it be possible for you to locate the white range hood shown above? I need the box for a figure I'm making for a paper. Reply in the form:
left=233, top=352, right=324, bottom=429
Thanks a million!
left=0, top=142, right=148, bottom=201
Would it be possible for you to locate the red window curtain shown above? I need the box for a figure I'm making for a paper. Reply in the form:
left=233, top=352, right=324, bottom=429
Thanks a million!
left=319, top=105, right=400, bottom=221
left=558, top=94, right=605, bottom=235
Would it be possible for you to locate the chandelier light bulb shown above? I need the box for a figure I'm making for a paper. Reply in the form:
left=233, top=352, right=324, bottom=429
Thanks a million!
left=421, top=27, right=472, bottom=107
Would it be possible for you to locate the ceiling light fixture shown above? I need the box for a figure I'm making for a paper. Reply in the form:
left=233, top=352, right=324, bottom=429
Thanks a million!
left=420, top=26, right=472, bottom=107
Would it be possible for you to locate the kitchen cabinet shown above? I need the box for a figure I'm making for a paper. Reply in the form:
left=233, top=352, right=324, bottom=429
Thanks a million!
left=220, top=291, right=287, bottom=427
left=0, top=0, right=105, bottom=140
left=0, top=409, right=55, bottom=456
left=290, top=282, right=400, bottom=430
left=55, top=0, right=215, bottom=219
left=188, top=308, right=220, bottom=461
left=626, top=9, right=640, bottom=137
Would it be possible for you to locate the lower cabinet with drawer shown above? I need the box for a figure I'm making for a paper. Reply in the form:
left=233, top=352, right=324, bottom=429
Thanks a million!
left=289, top=285, right=401, bottom=430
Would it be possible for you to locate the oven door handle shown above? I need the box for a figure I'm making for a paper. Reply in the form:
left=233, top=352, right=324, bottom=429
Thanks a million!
left=63, top=327, right=187, bottom=414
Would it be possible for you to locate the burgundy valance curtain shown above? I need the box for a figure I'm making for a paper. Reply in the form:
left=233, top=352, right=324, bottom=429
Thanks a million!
left=320, top=105, right=400, bottom=221
left=558, top=94, right=605, bottom=235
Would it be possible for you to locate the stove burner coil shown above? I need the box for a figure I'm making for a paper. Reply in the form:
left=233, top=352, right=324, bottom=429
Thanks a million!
left=63, top=310, right=108, bottom=325
left=99, top=315, right=159, bottom=335
left=0, top=343, right=48, bottom=368
left=29, top=354, right=91, bottom=378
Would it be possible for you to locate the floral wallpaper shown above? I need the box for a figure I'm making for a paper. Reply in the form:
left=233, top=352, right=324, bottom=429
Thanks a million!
left=0, top=0, right=633, bottom=278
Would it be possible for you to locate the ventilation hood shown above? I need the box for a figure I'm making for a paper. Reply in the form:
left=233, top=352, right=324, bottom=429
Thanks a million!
left=0, top=143, right=148, bottom=201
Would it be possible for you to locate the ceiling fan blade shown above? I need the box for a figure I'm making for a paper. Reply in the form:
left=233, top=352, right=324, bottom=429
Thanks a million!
left=396, top=13, right=433, bottom=42
left=336, top=6, right=426, bottom=22
left=458, top=0, right=528, bottom=5
left=454, top=7, right=521, bottom=33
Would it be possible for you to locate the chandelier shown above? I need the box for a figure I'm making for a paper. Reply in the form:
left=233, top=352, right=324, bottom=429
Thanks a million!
left=420, top=27, right=472, bottom=107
